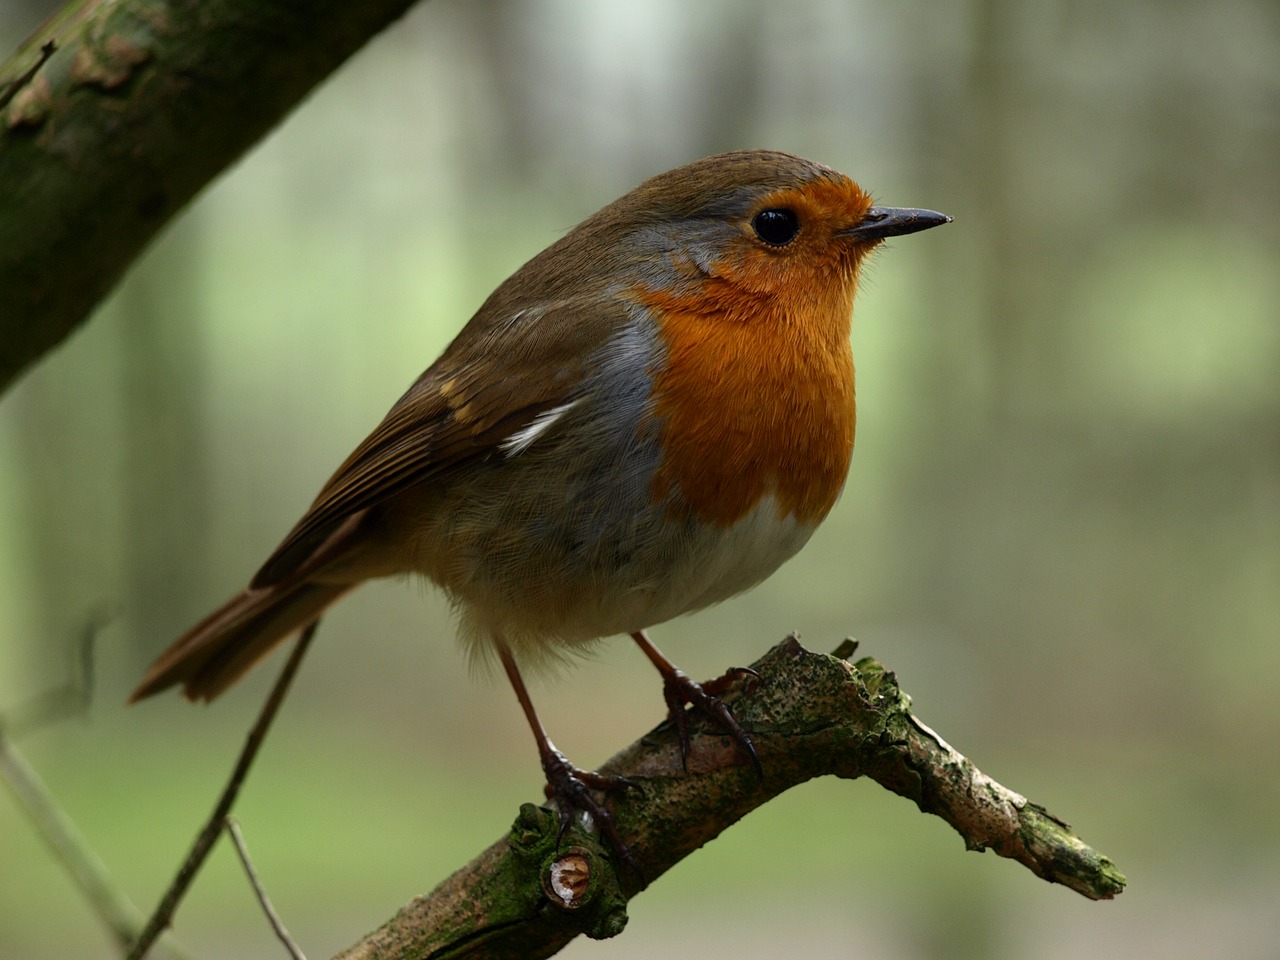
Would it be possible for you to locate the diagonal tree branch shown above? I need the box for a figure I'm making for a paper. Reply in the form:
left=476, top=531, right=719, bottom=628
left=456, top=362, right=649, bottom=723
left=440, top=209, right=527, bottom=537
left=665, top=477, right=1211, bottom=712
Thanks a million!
left=334, top=637, right=1125, bottom=960
left=0, top=0, right=425, bottom=394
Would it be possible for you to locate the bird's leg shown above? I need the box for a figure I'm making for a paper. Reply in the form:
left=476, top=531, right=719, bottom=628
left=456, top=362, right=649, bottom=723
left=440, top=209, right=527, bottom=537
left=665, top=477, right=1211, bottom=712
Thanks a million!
left=629, top=630, right=762, bottom=778
left=495, top=639, right=641, bottom=880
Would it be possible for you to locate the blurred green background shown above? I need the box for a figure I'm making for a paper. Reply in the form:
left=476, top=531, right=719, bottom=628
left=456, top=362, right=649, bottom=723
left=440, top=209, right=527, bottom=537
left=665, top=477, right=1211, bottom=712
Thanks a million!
left=2, top=1, right=1278, bottom=957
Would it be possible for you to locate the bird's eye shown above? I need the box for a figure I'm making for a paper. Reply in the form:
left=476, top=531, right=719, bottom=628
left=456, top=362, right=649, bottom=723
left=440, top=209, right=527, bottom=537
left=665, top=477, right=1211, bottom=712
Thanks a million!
left=752, top=208, right=800, bottom=246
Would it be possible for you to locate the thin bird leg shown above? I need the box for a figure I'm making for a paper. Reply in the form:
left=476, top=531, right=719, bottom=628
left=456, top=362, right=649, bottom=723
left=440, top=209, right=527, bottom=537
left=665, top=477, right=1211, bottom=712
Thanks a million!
left=494, top=639, right=641, bottom=879
left=629, top=630, right=762, bottom=778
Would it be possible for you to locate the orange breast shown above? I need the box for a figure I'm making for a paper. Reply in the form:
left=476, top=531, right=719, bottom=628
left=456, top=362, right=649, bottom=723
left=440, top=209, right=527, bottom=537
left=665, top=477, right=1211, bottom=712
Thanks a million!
left=639, top=264, right=857, bottom=527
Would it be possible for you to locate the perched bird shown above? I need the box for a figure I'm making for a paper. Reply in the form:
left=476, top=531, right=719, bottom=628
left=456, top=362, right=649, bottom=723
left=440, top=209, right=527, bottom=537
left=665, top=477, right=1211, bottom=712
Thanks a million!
left=131, top=149, right=949, bottom=857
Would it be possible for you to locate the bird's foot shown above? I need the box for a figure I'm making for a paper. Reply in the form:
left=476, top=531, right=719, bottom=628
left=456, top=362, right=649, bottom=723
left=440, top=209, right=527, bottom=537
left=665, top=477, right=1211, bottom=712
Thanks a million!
left=540, top=746, right=645, bottom=886
left=661, top=665, right=762, bottom=778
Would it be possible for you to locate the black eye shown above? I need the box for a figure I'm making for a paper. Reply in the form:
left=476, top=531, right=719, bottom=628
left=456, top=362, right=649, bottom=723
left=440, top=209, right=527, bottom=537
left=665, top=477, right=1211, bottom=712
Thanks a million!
left=752, top=208, right=800, bottom=246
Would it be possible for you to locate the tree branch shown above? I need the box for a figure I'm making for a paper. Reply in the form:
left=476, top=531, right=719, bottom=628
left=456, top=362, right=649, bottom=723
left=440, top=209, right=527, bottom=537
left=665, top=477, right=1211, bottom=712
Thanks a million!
left=335, top=636, right=1125, bottom=960
left=0, top=0, right=424, bottom=394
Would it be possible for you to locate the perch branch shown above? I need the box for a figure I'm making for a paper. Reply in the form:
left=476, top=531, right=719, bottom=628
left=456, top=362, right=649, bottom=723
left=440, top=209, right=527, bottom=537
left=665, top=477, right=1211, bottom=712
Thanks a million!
left=335, top=636, right=1125, bottom=960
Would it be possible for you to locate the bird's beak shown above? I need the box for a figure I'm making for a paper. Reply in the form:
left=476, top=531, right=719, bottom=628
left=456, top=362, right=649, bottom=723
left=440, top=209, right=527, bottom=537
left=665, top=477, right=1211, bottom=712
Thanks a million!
left=841, top=207, right=952, bottom=242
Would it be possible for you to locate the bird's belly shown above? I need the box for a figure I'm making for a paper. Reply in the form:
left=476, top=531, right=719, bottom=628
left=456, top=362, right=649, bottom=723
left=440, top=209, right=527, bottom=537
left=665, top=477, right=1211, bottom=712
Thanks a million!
left=632, top=494, right=818, bottom=623
left=421, top=478, right=816, bottom=660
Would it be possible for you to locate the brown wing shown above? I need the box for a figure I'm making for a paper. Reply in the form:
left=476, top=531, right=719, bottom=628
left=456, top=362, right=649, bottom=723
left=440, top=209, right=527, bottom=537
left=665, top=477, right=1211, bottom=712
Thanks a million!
left=250, top=297, right=621, bottom=588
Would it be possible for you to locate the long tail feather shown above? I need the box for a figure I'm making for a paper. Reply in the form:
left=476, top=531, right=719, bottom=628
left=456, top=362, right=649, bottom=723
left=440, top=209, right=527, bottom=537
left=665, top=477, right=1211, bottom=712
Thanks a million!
left=129, top=581, right=353, bottom=703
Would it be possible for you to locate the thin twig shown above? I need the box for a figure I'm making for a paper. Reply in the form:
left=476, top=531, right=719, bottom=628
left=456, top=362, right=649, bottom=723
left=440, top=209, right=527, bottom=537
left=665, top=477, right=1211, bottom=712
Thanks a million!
left=0, top=729, right=157, bottom=953
left=0, top=39, right=56, bottom=111
left=127, top=621, right=320, bottom=960
left=225, top=816, right=308, bottom=960
left=0, top=614, right=185, bottom=956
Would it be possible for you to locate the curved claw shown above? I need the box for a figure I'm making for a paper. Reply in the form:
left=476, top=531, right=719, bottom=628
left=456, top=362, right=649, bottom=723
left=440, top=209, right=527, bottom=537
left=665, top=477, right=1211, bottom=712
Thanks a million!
left=660, top=668, right=763, bottom=780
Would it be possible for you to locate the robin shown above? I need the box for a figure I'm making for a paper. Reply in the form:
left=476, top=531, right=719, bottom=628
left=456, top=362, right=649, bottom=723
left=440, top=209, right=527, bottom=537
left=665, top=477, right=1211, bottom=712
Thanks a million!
left=130, top=149, right=949, bottom=860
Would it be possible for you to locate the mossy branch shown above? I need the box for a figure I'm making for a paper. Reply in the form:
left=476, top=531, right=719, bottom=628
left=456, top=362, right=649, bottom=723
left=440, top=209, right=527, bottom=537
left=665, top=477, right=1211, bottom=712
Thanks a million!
left=335, top=636, right=1125, bottom=960
left=0, top=0, right=423, bottom=394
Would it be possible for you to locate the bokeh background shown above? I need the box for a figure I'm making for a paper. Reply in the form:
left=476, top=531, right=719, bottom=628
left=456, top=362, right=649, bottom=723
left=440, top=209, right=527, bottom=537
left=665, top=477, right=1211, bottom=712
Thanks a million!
left=2, top=1, right=1278, bottom=957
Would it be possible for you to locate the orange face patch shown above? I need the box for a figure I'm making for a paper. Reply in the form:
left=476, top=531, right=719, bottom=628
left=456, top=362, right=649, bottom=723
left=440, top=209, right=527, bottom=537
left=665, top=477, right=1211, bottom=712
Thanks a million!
left=637, top=177, right=872, bottom=527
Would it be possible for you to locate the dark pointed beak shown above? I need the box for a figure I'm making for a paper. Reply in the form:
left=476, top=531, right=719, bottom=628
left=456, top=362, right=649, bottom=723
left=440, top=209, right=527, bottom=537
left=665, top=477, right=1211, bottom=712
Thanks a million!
left=841, top=206, right=952, bottom=242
